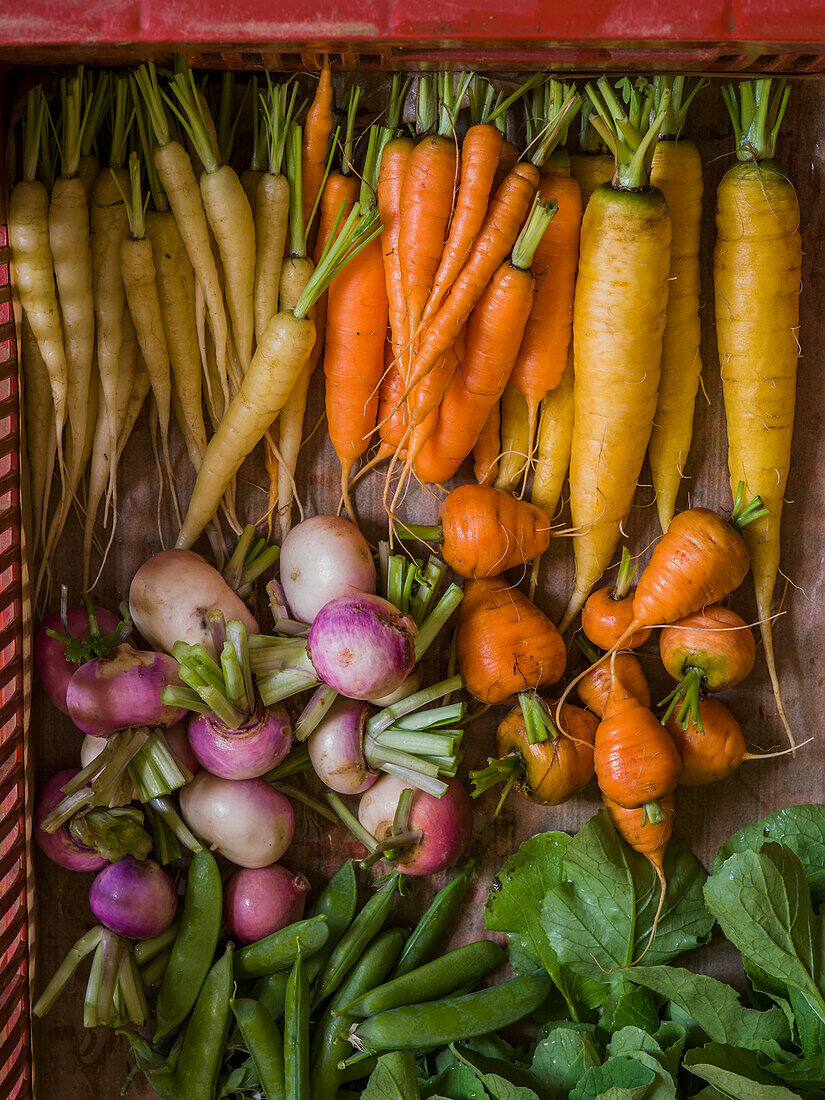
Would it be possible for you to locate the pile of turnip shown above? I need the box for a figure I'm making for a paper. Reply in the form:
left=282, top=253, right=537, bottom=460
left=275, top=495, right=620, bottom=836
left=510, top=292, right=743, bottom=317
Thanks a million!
left=32, top=516, right=474, bottom=1027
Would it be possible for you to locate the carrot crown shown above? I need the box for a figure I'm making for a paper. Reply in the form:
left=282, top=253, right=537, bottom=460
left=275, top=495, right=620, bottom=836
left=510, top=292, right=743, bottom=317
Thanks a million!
left=722, top=78, right=791, bottom=162
left=528, top=79, right=582, bottom=168
left=586, top=76, right=670, bottom=191
left=261, top=76, right=300, bottom=178
left=469, top=754, right=525, bottom=815
left=577, top=98, right=610, bottom=155
left=436, top=71, right=474, bottom=137
left=111, top=151, right=149, bottom=240
left=520, top=691, right=559, bottom=744
left=511, top=196, right=557, bottom=270
left=166, top=58, right=220, bottom=173
left=131, top=75, right=169, bottom=212
left=654, top=75, right=705, bottom=140
left=80, top=70, right=111, bottom=160
left=730, top=480, right=770, bottom=530
left=613, top=546, right=636, bottom=600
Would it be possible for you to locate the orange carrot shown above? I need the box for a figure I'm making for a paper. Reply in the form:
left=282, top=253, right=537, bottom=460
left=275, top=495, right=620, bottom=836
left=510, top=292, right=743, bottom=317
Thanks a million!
left=509, top=82, right=583, bottom=461
left=402, top=484, right=551, bottom=579
left=456, top=577, right=566, bottom=704
left=581, top=547, right=651, bottom=650
left=405, top=162, right=540, bottom=405
left=376, top=76, right=414, bottom=362
left=378, top=347, right=409, bottom=453
left=473, top=400, right=501, bottom=486
left=577, top=645, right=651, bottom=719
left=302, top=56, right=333, bottom=250
left=412, top=195, right=552, bottom=483
left=325, top=127, right=389, bottom=517
left=493, top=138, right=519, bottom=191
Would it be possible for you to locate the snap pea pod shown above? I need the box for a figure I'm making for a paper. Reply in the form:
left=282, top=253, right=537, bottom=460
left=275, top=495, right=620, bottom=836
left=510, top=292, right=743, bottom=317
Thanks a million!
left=351, top=970, right=552, bottom=1051
left=391, top=859, right=477, bottom=978
left=234, top=915, right=329, bottom=979
left=310, top=928, right=406, bottom=1100
left=313, top=872, right=400, bottom=1005
left=232, top=997, right=286, bottom=1100
left=284, top=951, right=310, bottom=1100
left=155, top=849, right=222, bottom=1039
left=175, top=944, right=234, bottom=1100
left=253, top=970, right=289, bottom=1022
left=336, top=939, right=505, bottom=1018
left=305, top=859, right=358, bottom=985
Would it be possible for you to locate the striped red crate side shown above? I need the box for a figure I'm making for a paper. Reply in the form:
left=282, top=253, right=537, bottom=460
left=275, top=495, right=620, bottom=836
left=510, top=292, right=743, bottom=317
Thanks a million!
left=0, top=68, right=32, bottom=1100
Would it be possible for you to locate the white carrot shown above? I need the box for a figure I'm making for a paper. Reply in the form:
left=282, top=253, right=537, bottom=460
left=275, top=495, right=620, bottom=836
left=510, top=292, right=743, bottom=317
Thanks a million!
left=9, top=88, right=68, bottom=460
left=134, top=63, right=232, bottom=403
left=20, top=314, right=56, bottom=559
left=177, top=203, right=381, bottom=548
left=168, top=64, right=255, bottom=374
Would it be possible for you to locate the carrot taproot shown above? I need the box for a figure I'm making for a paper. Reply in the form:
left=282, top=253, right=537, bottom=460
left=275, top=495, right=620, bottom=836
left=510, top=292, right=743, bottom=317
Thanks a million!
left=9, top=89, right=68, bottom=462
left=509, top=81, right=582, bottom=467
left=376, top=76, right=413, bottom=365
left=325, top=125, right=389, bottom=518
left=302, top=55, right=333, bottom=249
left=135, top=63, right=232, bottom=404
left=456, top=577, right=566, bottom=704
left=575, top=637, right=651, bottom=719
left=473, top=401, right=500, bottom=487
left=665, top=698, right=801, bottom=786
left=559, top=79, right=672, bottom=634
left=569, top=99, right=614, bottom=208
left=471, top=695, right=596, bottom=812
left=402, top=484, right=551, bottom=579
left=659, top=604, right=755, bottom=732
left=649, top=76, right=705, bottom=532
left=582, top=547, right=651, bottom=650
left=168, top=63, right=256, bottom=375
left=493, top=385, right=530, bottom=493
left=412, top=194, right=552, bottom=483
left=714, top=78, right=801, bottom=750
left=378, top=354, right=409, bottom=454
left=405, top=161, right=540, bottom=407
left=493, top=138, right=519, bottom=191
left=176, top=204, right=381, bottom=549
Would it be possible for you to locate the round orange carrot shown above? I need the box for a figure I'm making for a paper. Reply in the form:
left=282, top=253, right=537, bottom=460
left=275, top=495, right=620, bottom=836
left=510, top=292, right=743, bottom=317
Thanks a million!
left=581, top=547, right=651, bottom=650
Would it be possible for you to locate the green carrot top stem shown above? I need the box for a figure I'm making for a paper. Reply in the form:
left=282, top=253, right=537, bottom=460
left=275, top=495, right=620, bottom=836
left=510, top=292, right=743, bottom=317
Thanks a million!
left=613, top=546, right=636, bottom=600
left=339, top=84, right=362, bottom=175
left=22, top=87, right=47, bottom=184
left=577, top=97, right=610, bottom=155
left=109, top=75, right=134, bottom=170
left=575, top=634, right=602, bottom=665
left=248, top=77, right=265, bottom=171
left=529, top=79, right=582, bottom=168
left=730, top=480, right=770, bottom=530
left=284, top=121, right=306, bottom=257
left=511, top=196, right=557, bottom=270
left=293, top=202, right=382, bottom=319
left=415, top=75, right=437, bottom=135
left=166, top=60, right=220, bottom=173
left=133, top=63, right=172, bottom=149
left=519, top=691, right=558, bottom=744
left=262, top=76, right=300, bottom=178
left=385, top=73, right=412, bottom=134
left=216, top=71, right=250, bottom=165
left=57, top=67, right=92, bottom=179
left=653, top=75, right=705, bottom=140
left=80, top=70, right=111, bottom=159
left=38, top=100, right=56, bottom=192
left=131, top=77, right=169, bottom=212
left=722, top=77, right=791, bottom=162
left=586, top=75, right=670, bottom=190
left=359, top=126, right=383, bottom=206
left=437, top=71, right=474, bottom=138
left=487, top=72, right=545, bottom=127
left=469, top=77, right=495, bottom=127
left=112, top=151, right=148, bottom=240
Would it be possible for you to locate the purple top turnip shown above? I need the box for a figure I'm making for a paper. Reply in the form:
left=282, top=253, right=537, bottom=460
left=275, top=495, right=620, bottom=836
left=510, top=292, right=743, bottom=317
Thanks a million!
left=34, top=771, right=109, bottom=872
left=280, top=515, right=376, bottom=624
left=35, top=602, right=122, bottom=715
left=188, top=705, right=292, bottom=780
left=89, top=857, right=177, bottom=939
left=66, top=645, right=187, bottom=737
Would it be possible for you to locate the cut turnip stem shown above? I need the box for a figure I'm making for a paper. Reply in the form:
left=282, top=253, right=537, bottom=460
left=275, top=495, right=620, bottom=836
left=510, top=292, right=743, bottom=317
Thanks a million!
left=266, top=580, right=309, bottom=636
left=263, top=743, right=312, bottom=782
left=147, top=795, right=202, bottom=853
left=223, top=523, right=280, bottom=597
left=367, top=676, right=464, bottom=738
left=68, top=806, right=152, bottom=863
left=324, top=790, right=425, bottom=869
left=272, top=782, right=340, bottom=825
left=379, top=545, right=449, bottom=628
left=294, top=685, right=338, bottom=742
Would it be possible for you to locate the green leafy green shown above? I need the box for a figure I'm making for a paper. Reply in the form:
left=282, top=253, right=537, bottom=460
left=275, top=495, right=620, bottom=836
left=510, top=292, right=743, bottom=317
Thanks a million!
left=569, top=1056, right=657, bottom=1100
left=451, top=1045, right=545, bottom=1100
left=715, top=806, right=825, bottom=903
left=624, top=966, right=791, bottom=1056
left=606, top=1030, right=676, bottom=1099
left=420, top=1063, right=487, bottom=1100
left=599, top=980, right=660, bottom=1036
left=541, top=812, right=713, bottom=981
left=531, top=1026, right=603, bottom=1098
left=683, top=1043, right=802, bottom=1099
left=363, top=1052, right=422, bottom=1100
left=765, top=1051, right=825, bottom=1090
left=704, top=844, right=825, bottom=1026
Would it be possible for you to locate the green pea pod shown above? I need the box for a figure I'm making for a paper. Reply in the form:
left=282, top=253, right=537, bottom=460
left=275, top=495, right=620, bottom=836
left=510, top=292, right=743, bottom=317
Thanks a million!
left=234, top=915, right=329, bottom=979
left=284, top=951, right=310, bottom=1100
left=351, top=970, right=552, bottom=1052
left=156, top=848, right=222, bottom=1039
left=336, top=939, right=505, bottom=1018
left=232, top=997, right=286, bottom=1100
left=392, top=859, right=477, bottom=978
left=175, top=944, right=234, bottom=1100
left=252, top=970, right=290, bottom=1022
left=312, top=873, right=400, bottom=1005
left=310, top=928, right=406, bottom=1100
left=305, top=859, right=358, bottom=985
